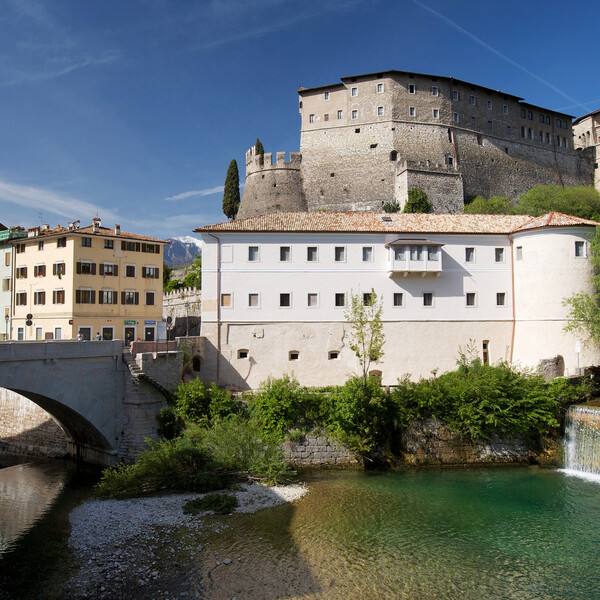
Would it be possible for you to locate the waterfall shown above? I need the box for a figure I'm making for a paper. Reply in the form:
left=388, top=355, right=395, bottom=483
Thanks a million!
left=562, top=405, right=600, bottom=481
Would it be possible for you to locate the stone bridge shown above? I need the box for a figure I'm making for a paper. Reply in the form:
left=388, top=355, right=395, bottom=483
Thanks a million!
left=0, top=340, right=183, bottom=466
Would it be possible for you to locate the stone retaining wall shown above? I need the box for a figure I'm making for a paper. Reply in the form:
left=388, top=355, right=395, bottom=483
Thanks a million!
left=282, top=433, right=356, bottom=465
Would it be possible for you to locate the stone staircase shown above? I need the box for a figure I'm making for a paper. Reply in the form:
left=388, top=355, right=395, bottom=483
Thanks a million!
left=121, top=348, right=173, bottom=401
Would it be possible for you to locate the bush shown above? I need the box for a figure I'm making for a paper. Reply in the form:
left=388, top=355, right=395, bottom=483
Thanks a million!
left=403, top=188, right=431, bottom=213
left=463, top=195, right=512, bottom=214
left=382, top=201, right=400, bottom=213
left=174, top=379, right=238, bottom=425
left=183, top=493, right=238, bottom=515
left=157, top=407, right=184, bottom=440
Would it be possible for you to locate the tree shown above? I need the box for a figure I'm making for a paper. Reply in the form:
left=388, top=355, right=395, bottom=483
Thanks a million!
left=564, top=227, right=600, bottom=343
left=182, top=255, right=202, bottom=289
left=345, top=289, right=385, bottom=385
left=163, top=263, right=173, bottom=290
left=222, top=159, right=240, bottom=220
left=255, top=138, right=265, bottom=166
left=463, top=195, right=513, bottom=215
left=403, top=188, right=432, bottom=213
left=514, top=185, right=600, bottom=220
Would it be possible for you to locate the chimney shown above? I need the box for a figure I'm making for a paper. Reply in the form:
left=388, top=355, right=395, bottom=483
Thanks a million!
left=92, top=217, right=101, bottom=233
left=114, top=224, right=121, bottom=235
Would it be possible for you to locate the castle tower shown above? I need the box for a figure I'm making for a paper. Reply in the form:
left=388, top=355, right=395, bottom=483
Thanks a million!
left=237, top=146, right=306, bottom=219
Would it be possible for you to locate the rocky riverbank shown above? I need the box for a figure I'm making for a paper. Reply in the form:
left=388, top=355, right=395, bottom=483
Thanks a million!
left=62, top=483, right=307, bottom=600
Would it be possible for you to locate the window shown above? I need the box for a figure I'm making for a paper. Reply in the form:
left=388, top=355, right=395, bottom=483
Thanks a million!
left=351, top=110, right=358, bottom=119
left=521, top=126, right=526, bottom=138
left=362, top=246, right=373, bottom=262
left=351, top=86, right=358, bottom=97
left=279, top=293, right=291, bottom=307
left=539, top=114, right=545, bottom=123
left=122, top=241, right=139, bottom=252
left=337, top=110, right=343, bottom=119
left=557, top=118, right=562, bottom=128
left=465, top=247, right=475, bottom=262
left=100, top=263, right=117, bottom=276
left=495, top=248, right=505, bottom=262
left=408, top=84, right=415, bottom=94
left=16, top=292, right=27, bottom=305
left=141, top=243, right=160, bottom=253
left=433, top=109, right=439, bottom=119
left=496, top=292, right=506, bottom=306
left=248, top=293, right=259, bottom=307
left=487, top=121, right=492, bottom=131
left=575, top=241, right=586, bottom=257
left=507, top=126, right=511, bottom=135
left=34, top=264, right=46, bottom=277
left=452, top=90, right=459, bottom=100
left=431, top=86, right=438, bottom=96
left=487, top=100, right=492, bottom=110
left=324, top=91, right=330, bottom=100
left=423, top=292, right=434, bottom=307
left=280, top=246, right=291, bottom=262
left=53, top=289, right=65, bottom=304
left=503, top=104, right=508, bottom=115
left=145, top=291, right=155, bottom=305
left=220, top=293, right=232, bottom=307
left=427, top=247, right=439, bottom=261
left=100, top=290, right=117, bottom=305
left=445, top=154, right=454, bottom=166
left=307, top=293, right=318, bottom=307
left=248, top=246, right=260, bottom=261
left=2, top=278, right=9, bottom=292
left=76, top=289, right=95, bottom=304
left=328, top=351, right=339, bottom=360
left=466, top=292, right=476, bottom=307
left=393, top=292, right=403, bottom=307
left=53, top=262, right=66, bottom=276
left=453, top=112, right=459, bottom=124
left=516, top=246, right=523, bottom=260
left=121, top=291, right=139, bottom=305
left=142, top=266, right=159, bottom=278
left=16, top=266, right=27, bottom=278
left=289, top=351, right=299, bottom=361
left=546, top=132, right=550, bottom=143
left=34, top=291, right=45, bottom=305
left=4, top=252, right=9, bottom=266
left=528, top=111, right=533, bottom=120
left=377, top=83, right=384, bottom=93
left=411, top=246, right=423, bottom=261
left=471, top=117, right=476, bottom=127
left=238, top=350, right=248, bottom=359
left=125, top=265, right=136, bottom=277
left=363, top=292, right=373, bottom=305
left=528, top=128, right=533, bottom=140
left=334, top=246, right=346, bottom=262
left=470, top=95, right=476, bottom=106
left=81, top=237, right=92, bottom=247
left=335, top=293, right=346, bottom=307
left=521, top=109, right=526, bottom=118
left=77, top=261, right=96, bottom=275
left=307, top=246, right=318, bottom=262
left=324, top=114, right=329, bottom=121
left=38, top=241, right=44, bottom=250
left=377, top=106, right=384, bottom=116
left=17, top=327, right=24, bottom=340
left=309, top=114, right=314, bottom=123
left=15, top=243, right=25, bottom=254
left=104, top=239, right=114, bottom=249
left=35, top=327, right=43, bottom=341
left=54, top=327, right=62, bottom=340
left=409, top=107, right=416, bottom=117
left=539, top=132, right=544, bottom=143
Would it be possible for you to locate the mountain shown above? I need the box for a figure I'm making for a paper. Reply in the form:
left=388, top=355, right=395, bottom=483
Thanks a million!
left=164, top=236, right=202, bottom=267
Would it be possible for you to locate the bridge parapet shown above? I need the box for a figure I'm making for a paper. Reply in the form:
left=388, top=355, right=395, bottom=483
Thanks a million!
left=0, top=340, right=123, bottom=361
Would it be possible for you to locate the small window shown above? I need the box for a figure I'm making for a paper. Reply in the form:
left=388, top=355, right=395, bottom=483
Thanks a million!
left=528, top=111, right=533, bottom=120
left=328, top=351, right=339, bottom=360
left=100, top=290, right=117, bottom=305
left=466, top=292, right=476, bottom=307
left=351, top=86, right=358, bottom=97
left=238, top=349, right=248, bottom=359
left=376, top=83, right=384, bottom=93
left=546, top=115, right=551, bottom=125
left=377, top=106, right=384, bottom=116
left=521, top=109, right=526, bottom=118
left=15, top=243, right=25, bottom=254
left=220, top=293, right=232, bottom=307
left=324, top=114, right=329, bottom=122
left=324, top=91, right=330, bottom=101
left=307, top=246, right=318, bottom=262
left=334, top=247, right=346, bottom=262
left=16, top=292, right=27, bottom=306
left=4, top=252, right=9, bottom=267
left=487, top=100, right=492, bottom=110
left=453, top=112, right=459, bottom=124
left=409, top=106, right=416, bottom=117
left=363, top=292, right=373, bottom=305
left=495, top=248, right=504, bottom=262
left=557, top=118, right=562, bottom=128
left=433, top=109, right=439, bottom=119
left=104, top=239, right=114, bottom=249
left=337, top=110, right=343, bottom=120
left=496, top=292, right=506, bottom=306
left=1, top=278, right=9, bottom=292
left=34, top=291, right=46, bottom=305
left=248, top=293, right=259, bottom=307
left=335, top=293, right=346, bottom=307
left=575, top=241, right=586, bottom=257
left=408, top=84, right=415, bottom=94
left=307, top=293, right=318, bottom=307
left=427, top=247, right=439, bottom=261
left=445, top=154, right=454, bottom=166
left=351, top=110, right=358, bottom=119
left=53, top=289, right=65, bottom=304
left=465, top=248, right=475, bottom=262
left=487, top=121, right=492, bottom=131
left=289, top=351, right=299, bottom=361
left=471, top=117, right=476, bottom=127
left=38, top=241, right=44, bottom=250
left=539, top=114, right=545, bottom=123
left=309, top=114, right=315, bottom=123
left=142, top=266, right=159, bottom=279
left=81, top=237, right=92, bottom=247
left=76, top=289, right=95, bottom=304
left=56, top=237, right=66, bottom=248
left=516, top=246, right=523, bottom=261
left=507, top=126, right=511, bottom=135
left=423, top=292, right=434, bottom=307
left=452, top=90, right=459, bottom=100
left=34, top=264, right=46, bottom=277
left=280, top=293, right=291, bottom=307
left=125, top=264, right=135, bottom=277
left=470, top=95, right=476, bottom=106
left=362, top=247, right=373, bottom=262
left=503, top=104, right=508, bottom=115
left=431, top=86, right=438, bottom=96
left=280, top=246, right=291, bottom=262
left=145, top=291, right=155, bottom=306
left=16, top=266, right=27, bottom=278
left=393, top=292, right=403, bottom=307
left=248, top=246, right=260, bottom=261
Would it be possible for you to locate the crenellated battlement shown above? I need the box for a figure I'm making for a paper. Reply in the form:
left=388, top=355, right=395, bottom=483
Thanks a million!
left=245, top=146, right=302, bottom=177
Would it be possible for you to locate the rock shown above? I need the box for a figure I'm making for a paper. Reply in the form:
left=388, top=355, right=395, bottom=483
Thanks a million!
left=222, top=558, right=232, bottom=565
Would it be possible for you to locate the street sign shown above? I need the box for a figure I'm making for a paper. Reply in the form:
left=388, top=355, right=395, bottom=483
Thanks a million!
left=124, top=320, right=136, bottom=325
left=575, top=340, right=581, bottom=353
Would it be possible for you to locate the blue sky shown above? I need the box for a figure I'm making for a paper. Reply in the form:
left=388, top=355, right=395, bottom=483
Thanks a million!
left=0, top=0, right=598, bottom=239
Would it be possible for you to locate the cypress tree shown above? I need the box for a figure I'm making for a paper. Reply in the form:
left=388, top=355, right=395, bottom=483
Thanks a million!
left=255, top=138, right=265, bottom=166
left=222, top=159, right=240, bottom=220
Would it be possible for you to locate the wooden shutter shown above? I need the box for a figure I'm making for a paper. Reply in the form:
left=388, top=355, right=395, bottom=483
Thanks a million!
left=121, top=291, right=126, bottom=304
left=134, top=292, right=139, bottom=305
left=90, top=290, right=96, bottom=304
left=76, top=290, right=81, bottom=303
left=112, top=291, right=118, bottom=304
left=114, top=265, right=118, bottom=277
left=91, top=263, right=96, bottom=275
left=99, top=291, right=104, bottom=304
left=142, top=267, right=147, bottom=278
left=155, top=268, right=160, bottom=279
left=99, top=264, right=104, bottom=276
left=76, top=261, right=82, bottom=274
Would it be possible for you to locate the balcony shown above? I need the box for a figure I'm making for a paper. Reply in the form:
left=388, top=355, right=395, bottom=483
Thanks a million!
left=386, top=239, right=444, bottom=277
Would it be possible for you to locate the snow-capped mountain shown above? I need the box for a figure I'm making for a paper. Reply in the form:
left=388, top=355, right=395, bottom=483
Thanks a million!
left=164, top=236, right=202, bottom=267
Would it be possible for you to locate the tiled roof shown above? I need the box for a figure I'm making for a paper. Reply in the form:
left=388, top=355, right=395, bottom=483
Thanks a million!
left=195, top=212, right=598, bottom=235
left=29, top=224, right=168, bottom=244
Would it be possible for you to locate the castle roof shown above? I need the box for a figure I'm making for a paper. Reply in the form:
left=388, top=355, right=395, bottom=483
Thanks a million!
left=196, top=212, right=598, bottom=236
left=573, top=108, right=600, bottom=125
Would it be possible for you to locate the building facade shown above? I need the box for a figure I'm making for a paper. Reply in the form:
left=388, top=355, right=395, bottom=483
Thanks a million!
left=196, top=212, right=600, bottom=389
left=238, top=70, right=595, bottom=218
left=10, top=219, right=168, bottom=342
left=0, top=226, right=27, bottom=340
left=573, top=109, right=600, bottom=191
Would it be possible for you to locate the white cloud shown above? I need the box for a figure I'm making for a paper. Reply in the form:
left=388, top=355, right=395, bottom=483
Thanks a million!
left=165, top=186, right=224, bottom=202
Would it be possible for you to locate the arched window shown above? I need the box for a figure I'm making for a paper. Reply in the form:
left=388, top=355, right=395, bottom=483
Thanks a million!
left=192, top=355, right=201, bottom=371
left=389, top=150, right=398, bottom=161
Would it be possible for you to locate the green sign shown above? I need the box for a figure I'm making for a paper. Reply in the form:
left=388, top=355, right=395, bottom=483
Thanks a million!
left=124, top=320, right=136, bottom=325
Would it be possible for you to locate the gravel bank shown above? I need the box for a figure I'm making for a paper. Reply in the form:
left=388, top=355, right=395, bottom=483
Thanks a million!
left=63, top=483, right=308, bottom=600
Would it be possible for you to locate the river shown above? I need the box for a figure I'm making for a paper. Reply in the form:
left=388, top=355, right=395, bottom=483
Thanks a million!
left=1, top=462, right=600, bottom=599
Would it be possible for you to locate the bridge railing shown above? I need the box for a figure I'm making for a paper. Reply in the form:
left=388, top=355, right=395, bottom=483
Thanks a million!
left=0, top=340, right=124, bottom=361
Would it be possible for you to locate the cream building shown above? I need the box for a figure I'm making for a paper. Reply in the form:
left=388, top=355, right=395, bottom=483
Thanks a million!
left=0, top=225, right=27, bottom=340
left=196, top=211, right=600, bottom=389
left=573, top=109, right=600, bottom=191
left=11, top=219, right=168, bottom=342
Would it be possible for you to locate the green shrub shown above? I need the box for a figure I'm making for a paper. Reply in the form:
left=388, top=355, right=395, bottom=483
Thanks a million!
left=382, top=201, right=400, bottom=213
left=157, top=407, right=184, bottom=440
left=208, top=383, right=239, bottom=421
left=174, top=380, right=238, bottom=425
left=183, top=493, right=238, bottom=515
left=403, top=188, right=431, bottom=213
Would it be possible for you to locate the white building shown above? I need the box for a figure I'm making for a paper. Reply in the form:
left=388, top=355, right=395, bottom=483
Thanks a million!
left=196, top=212, right=600, bottom=389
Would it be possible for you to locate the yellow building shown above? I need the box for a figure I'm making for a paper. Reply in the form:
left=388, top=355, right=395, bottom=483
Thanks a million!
left=11, top=218, right=168, bottom=342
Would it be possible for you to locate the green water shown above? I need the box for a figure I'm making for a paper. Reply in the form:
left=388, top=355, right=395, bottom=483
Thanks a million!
left=201, top=467, right=600, bottom=600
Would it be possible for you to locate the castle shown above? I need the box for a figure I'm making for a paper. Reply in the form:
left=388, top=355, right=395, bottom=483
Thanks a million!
left=238, top=70, right=596, bottom=217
